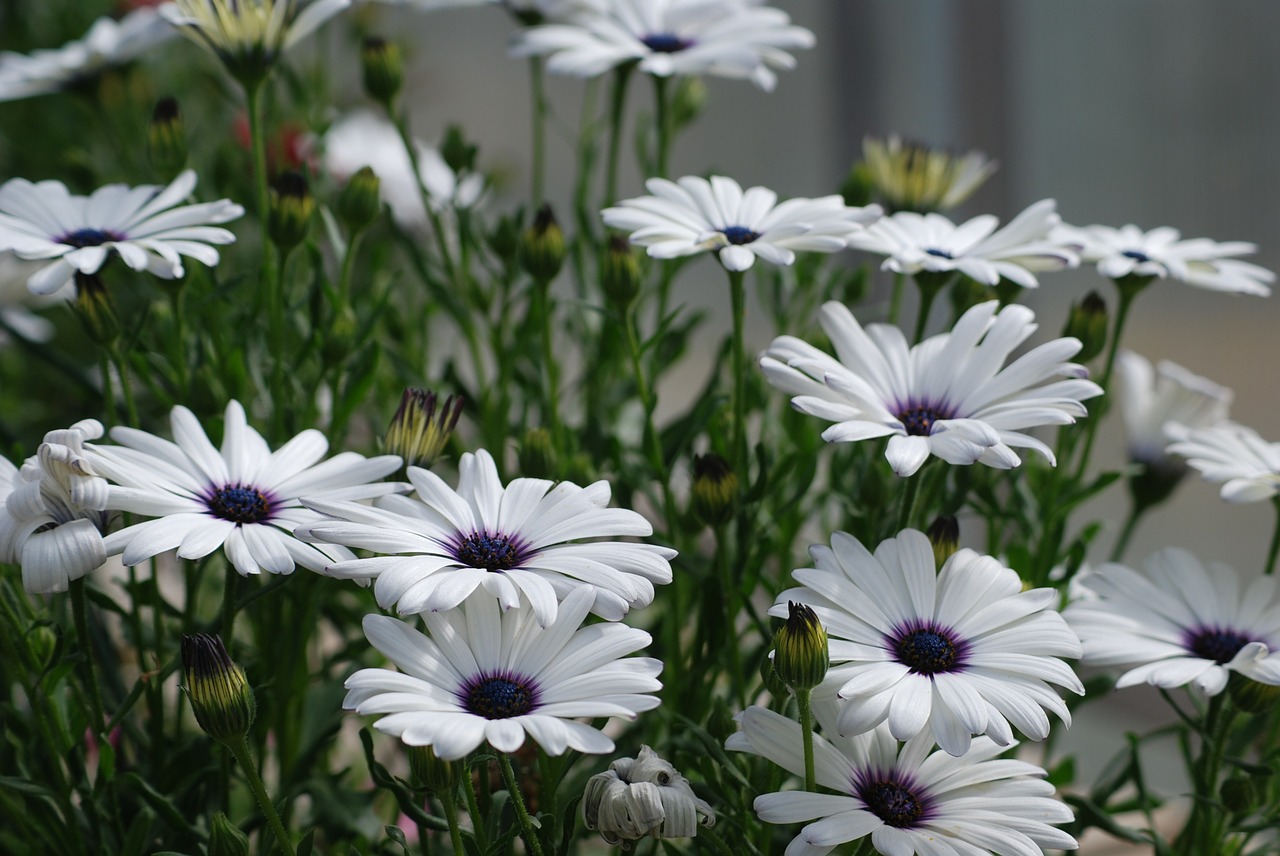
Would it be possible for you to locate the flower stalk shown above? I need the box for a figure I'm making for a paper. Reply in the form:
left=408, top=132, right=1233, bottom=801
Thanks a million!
left=497, top=752, right=544, bottom=856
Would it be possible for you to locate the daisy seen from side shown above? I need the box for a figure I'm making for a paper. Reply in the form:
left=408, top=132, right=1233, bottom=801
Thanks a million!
left=860, top=134, right=997, bottom=215
left=88, top=400, right=404, bottom=577
left=760, top=299, right=1103, bottom=477
left=602, top=175, right=881, bottom=273
left=1165, top=421, right=1280, bottom=504
left=297, top=448, right=675, bottom=624
left=344, top=585, right=662, bottom=759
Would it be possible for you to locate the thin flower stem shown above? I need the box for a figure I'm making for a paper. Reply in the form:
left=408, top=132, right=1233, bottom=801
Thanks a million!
left=795, top=688, right=817, bottom=792
left=911, top=276, right=941, bottom=344
left=1109, top=503, right=1146, bottom=563
left=109, top=346, right=138, bottom=426
left=337, top=230, right=363, bottom=313
left=70, top=578, right=105, bottom=732
left=1072, top=280, right=1141, bottom=481
left=536, top=280, right=562, bottom=451
left=245, top=82, right=281, bottom=371
left=896, top=470, right=922, bottom=533
left=529, top=57, right=547, bottom=208
left=1177, top=694, right=1238, bottom=856
left=604, top=65, right=633, bottom=205
left=696, top=826, right=734, bottom=856
left=1266, top=496, right=1280, bottom=576
left=887, top=270, right=905, bottom=326
left=713, top=523, right=744, bottom=706
left=99, top=352, right=116, bottom=430
left=497, top=752, right=544, bottom=856
left=728, top=268, right=749, bottom=477
left=390, top=112, right=459, bottom=284
left=653, top=75, right=672, bottom=178
left=462, top=767, right=489, bottom=851
left=226, top=735, right=296, bottom=856
left=624, top=307, right=677, bottom=530
left=221, top=566, right=238, bottom=635
left=440, top=788, right=465, bottom=856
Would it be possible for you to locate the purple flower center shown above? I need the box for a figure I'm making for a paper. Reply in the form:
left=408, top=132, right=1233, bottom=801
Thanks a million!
left=890, top=620, right=969, bottom=675
left=854, top=770, right=932, bottom=828
left=1186, top=626, right=1253, bottom=665
left=721, top=225, right=761, bottom=245
left=59, top=228, right=123, bottom=248
left=207, top=483, right=273, bottom=524
left=455, top=531, right=525, bottom=571
left=924, top=247, right=954, bottom=259
left=461, top=672, right=538, bottom=719
left=1121, top=249, right=1151, bottom=263
left=895, top=402, right=955, bottom=436
left=642, top=32, right=694, bottom=53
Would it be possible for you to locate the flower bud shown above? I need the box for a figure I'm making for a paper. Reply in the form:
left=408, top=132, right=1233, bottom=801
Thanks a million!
left=361, top=37, right=403, bottom=107
left=772, top=602, right=829, bottom=692
left=1062, top=291, right=1108, bottom=364
left=839, top=161, right=875, bottom=209
left=440, top=124, right=478, bottom=176
left=521, top=203, right=565, bottom=282
left=384, top=388, right=463, bottom=469
left=1220, top=775, right=1257, bottom=815
left=268, top=171, right=314, bottom=252
left=489, top=215, right=521, bottom=265
left=181, top=633, right=256, bottom=743
left=601, top=235, right=641, bottom=310
left=672, top=77, right=706, bottom=130
left=1228, top=672, right=1280, bottom=714
left=409, top=745, right=459, bottom=792
left=72, top=272, right=120, bottom=346
left=148, top=96, right=187, bottom=181
left=926, top=515, right=959, bottom=569
left=690, top=454, right=737, bottom=528
left=518, top=427, right=556, bottom=480
left=337, top=166, right=382, bottom=234
left=208, top=811, right=250, bottom=856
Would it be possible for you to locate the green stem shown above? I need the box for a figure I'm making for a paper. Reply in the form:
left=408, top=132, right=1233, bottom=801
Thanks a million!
left=440, top=788, right=465, bottom=856
left=1071, top=279, right=1142, bottom=481
left=99, top=352, right=116, bottom=430
left=1266, top=496, right=1280, bottom=575
left=796, top=688, right=816, bottom=792
left=604, top=65, right=633, bottom=205
left=337, top=230, right=362, bottom=313
left=1109, top=502, right=1146, bottom=563
left=727, top=268, right=748, bottom=477
left=109, top=346, right=138, bottom=426
left=245, top=82, right=280, bottom=352
left=1177, top=694, right=1237, bottom=856
left=497, top=753, right=543, bottom=856
left=896, top=470, right=922, bottom=532
left=226, top=736, right=296, bottom=856
left=624, top=307, right=677, bottom=530
left=221, top=566, right=238, bottom=636
left=462, top=768, right=489, bottom=851
left=653, top=75, right=671, bottom=178
left=911, top=277, right=942, bottom=344
left=713, top=523, right=744, bottom=706
left=887, top=271, right=905, bottom=326
left=529, top=57, right=546, bottom=208
left=536, top=280, right=561, bottom=450
left=70, top=578, right=105, bottom=733
left=0, top=316, right=99, bottom=400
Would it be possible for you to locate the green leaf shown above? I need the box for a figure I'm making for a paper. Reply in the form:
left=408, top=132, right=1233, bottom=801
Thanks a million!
left=1064, top=794, right=1150, bottom=843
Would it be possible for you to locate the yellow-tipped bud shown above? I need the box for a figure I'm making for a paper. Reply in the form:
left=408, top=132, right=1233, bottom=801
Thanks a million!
left=384, top=388, right=464, bottom=469
left=181, top=633, right=255, bottom=743
left=926, top=515, right=959, bottom=569
left=361, top=37, right=403, bottom=107
left=148, top=96, right=187, bottom=181
left=772, top=602, right=829, bottom=692
left=73, top=272, right=120, bottom=346
left=1228, top=672, right=1280, bottom=714
left=1062, top=291, right=1108, bottom=364
left=521, top=203, right=565, bottom=282
left=337, top=166, right=382, bottom=234
left=602, top=235, right=641, bottom=310
left=268, top=171, right=314, bottom=252
left=691, top=454, right=737, bottom=527
left=409, top=745, right=459, bottom=792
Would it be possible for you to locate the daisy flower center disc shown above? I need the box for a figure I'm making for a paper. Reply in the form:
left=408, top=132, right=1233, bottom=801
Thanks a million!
left=892, top=623, right=967, bottom=674
left=924, top=247, right=954, bottom=259
left=463, top=674, right=537, bottom=719
left=722, top=225, right=761, bottom=245
left=60, top=228, right=122, bottom=248
left=1187, top=626, right=1253, bottom=664
left=1121, top=249, right=1151, bottom=262
left=856, top=775, right=931, bottom=828
left=455, top=532, right=524, bottom=571
left=641, top=33, right=694, bottom=53
left=896, top=404, right=953, bottom=436
left=207, top=484, right=273, bottom=524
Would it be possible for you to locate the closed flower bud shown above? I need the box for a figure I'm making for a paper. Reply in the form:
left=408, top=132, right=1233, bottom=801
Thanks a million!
left=384, top=388, right=463, bottom=469
left=690, top=454, right=736, bottom=527
left=1062, top=291, right=1108, bottom=364
left=489, top=215, right=521, bottom=265
left=361, top=37, right=403, bottom=107
left=1228, top=672, right=1280, bottom=714
left=521, top=203, right=565, bottom=282
left=337, top=166, right=382, bottom=234
left=602, top=235, right=641, bottom=310
left=148, top=96, right=187, bottom=181
left=440, top=125, right=478, bottom=176
left=672, top=77, right=706, bottom=130
left=926, top=515, right=959, bottom=568
left=772, top=602, right=829, bottom=692
left=73, top=272, right=120, bottom=346
left=181, top=633, right=255, bottom=743
left=409, top=745, right=459, bottom=792
left=268, top=171, right=314, bottom=252
left=208, top=811, right=250, bottom=856
left=1220, top=775, right=1257, bottom=815
left=839, top=161, right=875, bottom=209
left=518, top=427, right=556, bottom=479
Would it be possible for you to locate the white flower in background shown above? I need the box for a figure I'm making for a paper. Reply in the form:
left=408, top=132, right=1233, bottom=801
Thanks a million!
left=297, top=448, right=674, bottom=624
left=1116, top=351, right=1231, bottom=474
left=322, top=111, right=485, bottom=231
left=0, top=254, right=70, bottom=344
left=1165, top=422, right=1280, bottom=503
left=774, top=529, right=1082, bottom=756
left=1058, top=222, right=1275, bottom=296
left=727, top=706, right=1078, bottom=856
left=365, top=0, right=601, bottom=19
left=761, top=300, right=1103, bottom=477
left=1065, top=549, right=1280, bottom=694
left=512, top=0, right=815, bottom=91
left=89, top=400, right=403, bottom=577
left=345, top=585, right=662, bottom=759
left=0, top=169, right=244, bottom=296
left=583, top=745, right=715, bottom=846
left=861, top=134, right=997, bottom=214
left=0, top=420, right=114, bottom=594
left=0, top=6, right=176, bottom=102
left=846, top=199, right=1079, bottom=289
left=603, top=175, right=881, bottom=273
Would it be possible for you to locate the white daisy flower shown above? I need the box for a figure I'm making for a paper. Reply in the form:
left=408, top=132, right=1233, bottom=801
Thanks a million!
left=0, top=169, right=244, bottom=296
left=344, top=585, right=662, bottom=759
left=773, top=529, right=1082, bottom=756
left=1058, top=222, right=1275, bottom=296
left=364, top=0, right=601, bottom=20
left=761, top=300, right=1103, bottom=477
left=511, top=0, right=816, bottom=91
left=0, top=420, right=115, bottom=594
left=297, top=448, right=675, bottom=625
left=602, top=175, right=881, bottom=273
left=861, top=134, right=997, bottom=214
left=322, top=111, right=485, bottom=231
left=0, top=6, right=176, bottom=102
left=88, top=400, right=403, bottom=578
left=1065, top=549, right=1280, bottom=694
left=0, top=253, right=69, bottom=344
left=1165, top=421, right=1280, bottom=503
left=1116, top=350, right=1231, bottom=477
left=726, top=706, right=1078, bottom=856
left=845, top=198, right=1079, bottom=289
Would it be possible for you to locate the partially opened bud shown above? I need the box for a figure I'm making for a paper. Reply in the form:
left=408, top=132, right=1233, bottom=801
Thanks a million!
left=268, top=171, right=314, bottom=252
left=521, top=203, right=565, bottom=282
left=409, top=745, right=459, bottom=792
left=602, top=235, right=641, bottom=310
left=181, top=634, right=255, bottom=743
left=926, top=515, right=959, bottom=568
left=149, top=96, right=187, bottom=181
left=384, top=388, right=463, bottom=469
left=691, top=454, right=736, bottom=527
left=1062, top=291, right=1108, bottom=364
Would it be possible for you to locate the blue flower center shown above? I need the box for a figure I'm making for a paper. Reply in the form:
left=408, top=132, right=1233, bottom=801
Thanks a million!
left=1188, top=627, right=1252, bottom=665
left=721, top=225, right=761, bottom=245
left=1121, top=250, right=1151, bottom=263
left=456, top=532, right=523, bottom=571
left=208, top=484, right=272, bottom=524
left=642, top=33, right=694, bottom=53
left=464, top=675, right=536, bottom=719
left=60, top=228, right=121, bottom=248
left=896, top=405, right=952, bottom=436
left=858, top=777, right=927, bottom=828
left=924, top=247, right=953, bottom=259
left=893, top=624, right=965, bottom=675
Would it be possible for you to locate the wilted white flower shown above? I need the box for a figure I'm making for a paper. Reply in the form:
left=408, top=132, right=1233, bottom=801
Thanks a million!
left=583, top=745, right=715, bottom=847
